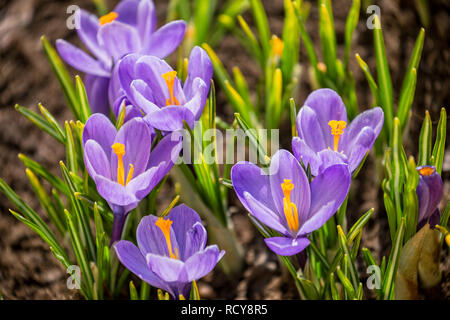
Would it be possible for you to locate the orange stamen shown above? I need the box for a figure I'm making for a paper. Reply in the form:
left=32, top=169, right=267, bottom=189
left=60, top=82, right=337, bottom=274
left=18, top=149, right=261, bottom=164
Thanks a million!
left=111, top=143, right=134, bottom=186
left=271, top=35, right=284, bottom=57
left=99, top=12, right=118, bottom=26
left=328, top=120, right=347, bottom=151
left=155, top=217, right=179, bottom=259
left=419, top=167, right=434, bottom=176
left=162, top=71, right=180, bottom=106
left=281, top=179, right=299, bottom=232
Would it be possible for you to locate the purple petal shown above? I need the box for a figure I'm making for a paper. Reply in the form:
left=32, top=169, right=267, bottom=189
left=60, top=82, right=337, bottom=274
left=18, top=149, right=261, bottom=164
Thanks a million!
left=76, top=9, right=109, bottom=64
left=303, top=88, right=348, bottom=148
left=111, top=117, right=152, bottom=179
left=184, top=46, right=213, bottom=99
left=183, top=78, right=208, bottom=120
left=84, top=74, right=110, bottom=115
left=114, top=0, right=140, bottom=25
left=317, top=149, right=348, bottom=175
left=83, top=140, right=111, bottom=180
left=292, top=137, right=321, bottom=176
left=56, top=39, right=110, bottom=77
left=269, top=150, right=311, bottom=226
left=345, top=127, right=375, bottom=172
left=144, top=106, right=194, bottom=132
left=130, top=80, right=160, bottom=114
left=183, top=222, right=207, bottom=260
left=144, top=20, right=186, bottom=58
left=341, top=107, right=384, bottom=150
left=98, top=21, right=141, bottom=61
left=114, top=240, right=172, bottom=294
left=182, top=245, right=224, bottom=282
left=125, top=164, right=166, bottom=200
left=244, top=191, right=289, bottom=236
left=167, top=205, right=202, bottom=244
left=146, top=253, right=186, bottom=283
left=296, top=106, right=327, bottom=152
left=264, top=236, right=310, bottom=256
left=137, top=0, right=157, bottom=47
left=117, top=53, right=141, bottom=103
left=137, top=215, right=179, bottom=257
left=231, top=161, right=277, bottom=215
left=417, top=166, right=443, bottom=224
left=95, top=175, right=137, bottom=207
left=82, top=113, right=117, bottom=158
left=147, top=131, right=182, bottom=171
left=299, top=164, right=350, bottom=235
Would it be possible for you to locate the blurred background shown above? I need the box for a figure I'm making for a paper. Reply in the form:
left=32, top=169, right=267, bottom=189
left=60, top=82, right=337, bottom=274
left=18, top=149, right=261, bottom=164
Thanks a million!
left=0, top=0, right=448, bottom=299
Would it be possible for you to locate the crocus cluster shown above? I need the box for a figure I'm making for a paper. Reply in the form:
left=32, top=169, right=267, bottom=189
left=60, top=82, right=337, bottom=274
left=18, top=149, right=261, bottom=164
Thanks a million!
left=292, top=89, right=384, bottom=176
left=115, top=205, right=225, bottom=299
left=416, top=165, right=443, bottom=229
left=57, top=0, right=186, bottom=115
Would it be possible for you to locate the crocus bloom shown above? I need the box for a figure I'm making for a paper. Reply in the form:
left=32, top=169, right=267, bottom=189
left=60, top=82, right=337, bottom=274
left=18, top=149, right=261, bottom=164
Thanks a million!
left=115, top=204, right=225, bottom=298
left=56, top=0, right=186, bottom=115
left=292, top=89, right=384, bottom=176
left=231, top=149, right=351, bottom=256
left=82, top=113, right=182, bottom=243
left=117, top=46, right=212, bottom=131
left=416, top=165, right=443, bottom=229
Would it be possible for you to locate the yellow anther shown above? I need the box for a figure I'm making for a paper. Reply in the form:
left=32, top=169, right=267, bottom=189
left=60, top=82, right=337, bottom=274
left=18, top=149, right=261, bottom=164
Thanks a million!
left=155, top=217, right=179, bottom=259
left=419, top=167, right=434, bottom=176
left=271, top=35, right=284, bottom=57
left=162, top=71, right=180, bottom=106
left=99, top=12, right=118, bottom=26
left=317, top=62, right=327, bottom=73
left=328, top=120, right=347, bottom=151
left=281, top=179, right=299, bottom=232
left=125, top=164, right=134, bottom=186
left=112, top=143, right=126, bottom=186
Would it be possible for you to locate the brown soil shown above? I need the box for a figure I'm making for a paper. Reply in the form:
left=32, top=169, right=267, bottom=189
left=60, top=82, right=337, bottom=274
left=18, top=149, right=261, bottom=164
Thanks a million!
left=0, top=0, right=448, bottom=299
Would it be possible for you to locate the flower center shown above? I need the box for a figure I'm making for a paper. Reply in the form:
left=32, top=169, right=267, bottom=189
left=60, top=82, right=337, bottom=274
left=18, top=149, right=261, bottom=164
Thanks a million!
left=99, top=12, right=118, bottom=26
left=328, top=120, right=347, bottom=151
left=281, top=179, right=299, bottom=233
left=161, top=71, right=180, bottom=106
left=155, top=217, right=179, bottom=259
left=419, top=167, right=434, bottom=176
left=111, top=143, right=134, bottom=186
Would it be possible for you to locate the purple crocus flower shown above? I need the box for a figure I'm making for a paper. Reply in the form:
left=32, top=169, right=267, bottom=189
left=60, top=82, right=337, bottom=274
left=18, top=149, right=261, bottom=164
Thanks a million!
left=82, top=113, right=182, bottom=243
left=231, top=149, right=351, bottom=256
left=116, top=46, right=213, bottom=131
left=114, top=204, right=225, bottom=299
left=56, top=0, right=186, bottom=115
left=292, top=89, right=384, bottom=176
left=416, top=165, right=443, bottom=229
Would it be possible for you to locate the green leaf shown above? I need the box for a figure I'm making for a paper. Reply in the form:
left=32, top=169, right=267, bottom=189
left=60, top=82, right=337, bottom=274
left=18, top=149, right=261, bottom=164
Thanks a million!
left=336, top=263, right=355, bottom=300
left=189, top=280, right=201, bottom=300
left=319, top=3, right=337, bottom=80
left=344, top=0, right=360, bottom=70
left=14, top=104, right=65, bottom=144
left=75, top=76, right=92, bottom=123
left=355, top=54, right=379, bottom=106
left=397, top=68, right=417, bottom=129
left=193, top=0, right=217, bottom=45
left=249, top=0, right=271, bottom=58
left=418, top=111, right=432, bottom=166
left=373, top=15, right=393, bottom=135
left=38, top=103, right=66, bottom=141
left=431, top=107, right=447, bottom=174
left=129, top=281, right=139, bottom=300
left=382, top=217, right=406, bottom=299
left=398, top=28, right=425, bottom=127
left=337, top=226, right=359, bottom=289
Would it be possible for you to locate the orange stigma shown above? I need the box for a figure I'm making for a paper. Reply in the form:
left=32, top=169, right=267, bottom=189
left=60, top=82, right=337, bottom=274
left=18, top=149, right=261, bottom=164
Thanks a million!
left=271, top=35, right=284, bottom=57
left=328, top=120, right=347, bottom=151
left=419, top=167, right=434, bottom=176
left=111, top=143, right=134, bottom=186
left=155, top=217, right=179, bottom=259
left=162, top=71, right=180, bottom=106
left=99, top=12, right=118, bottom=26
left=281, top=179, right=299, bottom=232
